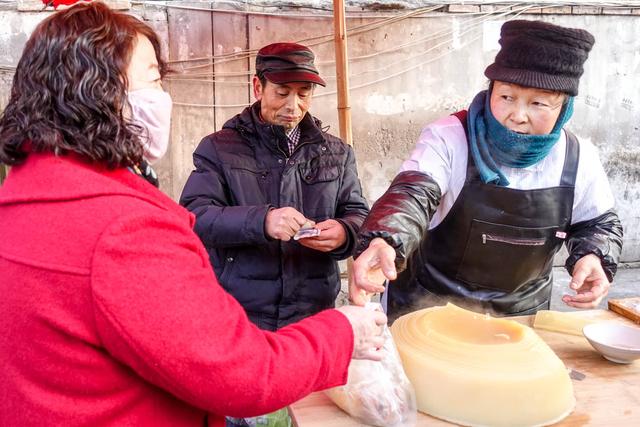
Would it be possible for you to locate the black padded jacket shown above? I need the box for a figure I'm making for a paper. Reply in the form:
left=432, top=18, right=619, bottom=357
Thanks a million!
left=180, top=103, right=369, bottom=330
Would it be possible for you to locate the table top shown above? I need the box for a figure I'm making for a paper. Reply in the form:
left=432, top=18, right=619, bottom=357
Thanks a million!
left=289, top=309, right=640, bottom=426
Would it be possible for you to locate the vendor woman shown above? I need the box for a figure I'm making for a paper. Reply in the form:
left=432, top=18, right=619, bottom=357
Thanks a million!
left=350, top=20, right=623, bottom=319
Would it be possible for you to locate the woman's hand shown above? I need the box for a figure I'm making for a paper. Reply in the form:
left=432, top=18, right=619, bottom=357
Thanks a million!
left=563, top=254, right=610, bottom=309
left=336, top=305, right=387, bottom=361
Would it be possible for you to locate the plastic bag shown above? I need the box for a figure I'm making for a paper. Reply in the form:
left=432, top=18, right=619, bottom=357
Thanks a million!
left=325, top=303, right=417, bottom=427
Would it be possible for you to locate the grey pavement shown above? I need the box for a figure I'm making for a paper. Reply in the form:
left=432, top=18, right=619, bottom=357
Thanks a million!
left=550, top=264, right=639, bottom=311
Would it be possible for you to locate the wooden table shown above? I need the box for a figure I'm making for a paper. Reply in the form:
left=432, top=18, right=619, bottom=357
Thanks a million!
left=290, top=309, right=640, bottom=426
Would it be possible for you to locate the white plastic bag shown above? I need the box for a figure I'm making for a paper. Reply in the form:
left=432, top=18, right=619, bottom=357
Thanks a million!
left=325, top=303, right=417, bottom=427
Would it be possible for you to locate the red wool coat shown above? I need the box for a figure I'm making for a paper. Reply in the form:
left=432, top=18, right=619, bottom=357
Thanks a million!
left=0, top=153, right=353, bottom=426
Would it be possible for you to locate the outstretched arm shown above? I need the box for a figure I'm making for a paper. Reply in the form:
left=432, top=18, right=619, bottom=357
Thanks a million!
left=350, top=171, right=442, bottom=305
left=91, top=212, right=387, bottom=418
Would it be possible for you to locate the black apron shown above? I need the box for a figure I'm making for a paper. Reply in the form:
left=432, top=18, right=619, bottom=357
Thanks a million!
left=387, top=111, right=579, bottom=319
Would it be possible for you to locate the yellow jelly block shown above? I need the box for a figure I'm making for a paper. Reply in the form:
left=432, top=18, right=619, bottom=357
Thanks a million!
left=391, top=303, right=575, bottom=427
left=533, top=310, right=597, bottom=336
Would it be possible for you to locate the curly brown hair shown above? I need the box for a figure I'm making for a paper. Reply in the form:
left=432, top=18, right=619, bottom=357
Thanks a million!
left=0, top=1, right=167, bottom=168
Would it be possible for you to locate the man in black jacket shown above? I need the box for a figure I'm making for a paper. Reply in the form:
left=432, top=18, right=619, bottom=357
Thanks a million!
left=180, top=42, right=369, bottom=332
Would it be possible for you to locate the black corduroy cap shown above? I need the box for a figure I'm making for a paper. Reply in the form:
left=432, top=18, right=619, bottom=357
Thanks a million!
left=255, top=42, right=326, bottom=87
left=484, top=20, right=595, bottom=96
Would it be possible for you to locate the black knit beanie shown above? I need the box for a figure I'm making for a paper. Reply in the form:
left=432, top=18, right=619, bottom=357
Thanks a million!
left=484, top=20, right=595, bottom=96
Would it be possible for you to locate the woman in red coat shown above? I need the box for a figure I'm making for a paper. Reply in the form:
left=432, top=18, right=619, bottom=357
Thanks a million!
left=0, top=3, right=386, bottom=426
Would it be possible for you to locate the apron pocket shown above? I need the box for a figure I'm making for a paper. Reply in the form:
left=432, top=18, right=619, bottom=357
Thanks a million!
left=456, top=219, right=561, bottom=292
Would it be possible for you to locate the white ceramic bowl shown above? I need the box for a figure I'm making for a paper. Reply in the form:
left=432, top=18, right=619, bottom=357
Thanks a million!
left=583, top=322, right=640, bottom=364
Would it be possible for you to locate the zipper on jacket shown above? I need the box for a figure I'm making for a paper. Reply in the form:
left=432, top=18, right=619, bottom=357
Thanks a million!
left=273, top=125, right=323, bottom=165
left=270, top=125, right=291, bottom=162
left=482, top=233, right=545, bottom=246
left=282, top=139, right=315, bottom=164
left=290, top=140, right=313, bottom=158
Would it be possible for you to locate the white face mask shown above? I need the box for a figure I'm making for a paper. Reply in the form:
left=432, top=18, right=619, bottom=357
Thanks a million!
left=127, top=88, right=173, bottom=164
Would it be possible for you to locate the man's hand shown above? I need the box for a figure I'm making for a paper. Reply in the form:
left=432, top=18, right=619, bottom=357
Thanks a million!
left=298, top=219, right=346, bottom=252
left=349, top=238, right=397, bottom=306
left=265, top=207, right=311, bottom=241
left=335, top=305, right=388, bottom=361
left=563, top=254, right=610, bottom=309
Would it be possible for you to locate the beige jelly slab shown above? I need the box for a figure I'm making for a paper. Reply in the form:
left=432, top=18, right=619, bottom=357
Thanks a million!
left=391, top=303, right=575, bottom=427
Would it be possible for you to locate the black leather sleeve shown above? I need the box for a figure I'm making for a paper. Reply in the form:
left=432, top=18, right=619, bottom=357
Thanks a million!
left=354, top=170, right=442, bottom=272
left=564, top=209, right=623, bottom=282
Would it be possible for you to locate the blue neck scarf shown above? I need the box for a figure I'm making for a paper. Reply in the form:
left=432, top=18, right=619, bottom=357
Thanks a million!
left=466, top=90, right=574, bottom=186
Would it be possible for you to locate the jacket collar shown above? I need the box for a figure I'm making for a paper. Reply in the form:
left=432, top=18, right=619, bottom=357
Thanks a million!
left=0, top=153, right=192, bottom=224
left=223, top=101, right=325, bottom=150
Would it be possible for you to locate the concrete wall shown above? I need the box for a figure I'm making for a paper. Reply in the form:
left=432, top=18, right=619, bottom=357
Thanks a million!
left=0, top=2, right=639, bottom=262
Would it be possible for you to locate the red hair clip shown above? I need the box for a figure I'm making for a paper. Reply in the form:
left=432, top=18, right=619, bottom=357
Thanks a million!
left=41, top=0, right=89, bottom=10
